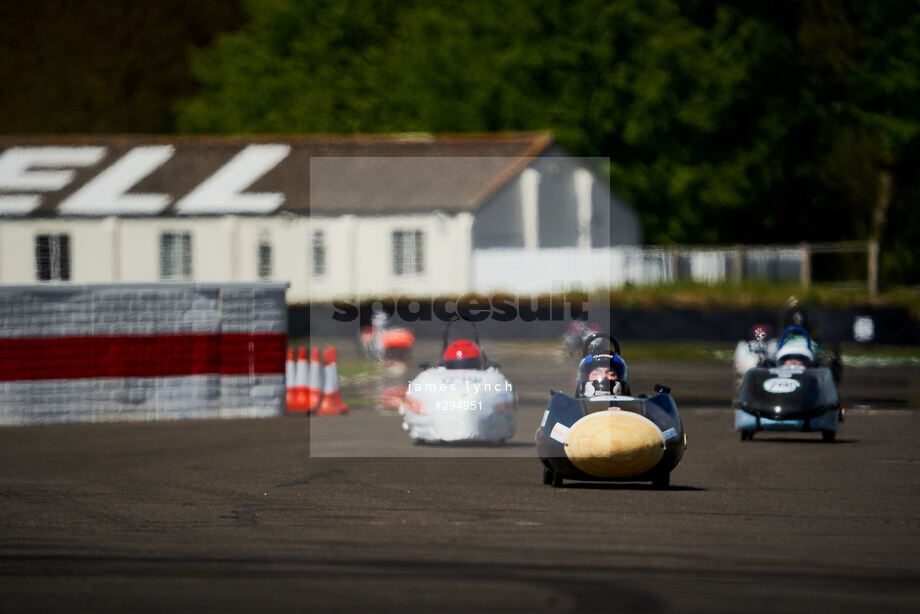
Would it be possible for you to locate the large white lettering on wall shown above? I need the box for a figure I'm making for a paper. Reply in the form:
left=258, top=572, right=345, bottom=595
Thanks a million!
left=59, top=146, right=175, bottom=215
left=0, top=147, right=106, bottom=215
left=175, top=145, right=291, bottom=214
left=0, top=143, right=293, bottom=216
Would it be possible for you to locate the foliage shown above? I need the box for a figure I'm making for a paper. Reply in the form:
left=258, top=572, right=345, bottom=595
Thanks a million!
left=604, top=281, right=920, bottom=316
left=173, top=0, right=920, bottom=283
left=4, top=1, right=917, bottom=282
left=0, top=0, right=245, bottom=133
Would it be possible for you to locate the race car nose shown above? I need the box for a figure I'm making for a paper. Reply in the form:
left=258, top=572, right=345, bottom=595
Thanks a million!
left=564, top=410, right=665, bottom=478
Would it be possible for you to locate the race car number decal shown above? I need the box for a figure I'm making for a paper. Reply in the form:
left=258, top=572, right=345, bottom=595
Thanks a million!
left=762, top=378, right=802, bottom=394
left=435, top=400, right=482, bottom=411
left=550, top=422, right=570, bottom=443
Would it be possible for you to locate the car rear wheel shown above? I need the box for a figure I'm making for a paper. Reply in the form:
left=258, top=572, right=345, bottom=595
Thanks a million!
left=542, top=466, right=554, bottom=485
left=651, top=471, right=670, bottom=489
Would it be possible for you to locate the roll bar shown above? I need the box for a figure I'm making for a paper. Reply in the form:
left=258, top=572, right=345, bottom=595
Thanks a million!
left=581, top=332, right=621, bottom=357
left=778, top=325, right=813, bottom=350
left=442, top=314, right=481, bottom=352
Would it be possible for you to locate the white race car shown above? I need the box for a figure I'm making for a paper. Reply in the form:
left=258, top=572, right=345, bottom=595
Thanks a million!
left=400, top=326, right=516, bottom=444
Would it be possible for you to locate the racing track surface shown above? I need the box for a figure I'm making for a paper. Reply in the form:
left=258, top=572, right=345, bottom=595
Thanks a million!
left=1, top=341, right=918, bottom=613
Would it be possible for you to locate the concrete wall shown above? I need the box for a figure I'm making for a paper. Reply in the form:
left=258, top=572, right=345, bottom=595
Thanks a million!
left=0, top=283, right=288, bottom=425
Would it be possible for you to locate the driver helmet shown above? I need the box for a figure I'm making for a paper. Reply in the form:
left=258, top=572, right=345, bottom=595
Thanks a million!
left=752, top=324, right=772, bottom=341
left=576, top=353, right=628, bottom=397
left=775, top=341, right=813, bottom=367
left=442, top=339, right=483, bottom=370
left=791, top=310, right=810, bottom=329
left=782, top=308, right=813, bottom=334
left=584, top=335, right=613, bottom=356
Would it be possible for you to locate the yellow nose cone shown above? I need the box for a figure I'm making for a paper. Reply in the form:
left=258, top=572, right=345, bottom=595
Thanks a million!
left=564, top=410, right=665, bottom=478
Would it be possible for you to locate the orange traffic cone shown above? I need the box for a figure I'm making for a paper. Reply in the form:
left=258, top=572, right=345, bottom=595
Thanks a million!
left=315, top=346, right=349, bottom=416
left=286, top=347, right=310, bottom=412
left=307, top=347, right=323, bottom=412
left=285, top=348, right=297, bottom=409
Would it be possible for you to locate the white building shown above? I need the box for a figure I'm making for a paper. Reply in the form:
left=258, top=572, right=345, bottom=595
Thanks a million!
left=0, top=133, right=640, bottom=302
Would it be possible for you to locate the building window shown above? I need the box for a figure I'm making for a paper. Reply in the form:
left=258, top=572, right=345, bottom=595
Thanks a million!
left=258, top=238, right=273, bottom=280
left=392, top=230, right=424, bottom=276
left=35, top=234, right=70, bottom=281
left=159, top=232, right=192, bottom=280
left=312, top=230, right=326, bottom=277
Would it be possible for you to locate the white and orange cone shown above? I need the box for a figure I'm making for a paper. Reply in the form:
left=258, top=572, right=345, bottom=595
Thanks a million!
left=307, top=346, right=323, bottom=412
left=285, top=348, right=297, bottom=409
left=315, top=346, right=349, bottom=416
left=286, top=347, right=310, bottom=412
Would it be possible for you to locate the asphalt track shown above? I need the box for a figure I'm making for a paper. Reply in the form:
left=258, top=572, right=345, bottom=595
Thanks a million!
left=1, top=341, right=918, bottom=613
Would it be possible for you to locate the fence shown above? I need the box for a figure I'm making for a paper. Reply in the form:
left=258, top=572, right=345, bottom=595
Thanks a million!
left=0, top=283, right=288, bottom=426
left=472, top=241, right=878, bottom=295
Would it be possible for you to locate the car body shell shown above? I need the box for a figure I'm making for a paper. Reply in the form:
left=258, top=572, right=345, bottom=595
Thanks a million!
left=734, top=365, right=840, bottom=436
left=536, top=392, right=686, bottom=484
left=400, top=366, right=517, bottom=443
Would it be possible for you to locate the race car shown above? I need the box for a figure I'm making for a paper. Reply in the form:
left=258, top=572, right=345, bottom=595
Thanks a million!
left=360, top=306, right=415, bottom=361
left=777, top=302, right=842, bottom=383
left=735, top=304, right=842, bottom=385
left=399, top=322, right=516, bottom=444
left=536, top=333, right=686, bottom=488
left=734, top=326, right=843, bottom=442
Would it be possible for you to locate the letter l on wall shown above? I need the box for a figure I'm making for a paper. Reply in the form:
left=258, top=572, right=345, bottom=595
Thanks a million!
left=58, top=146, right=175, bottom=215
left=176, top=145, right=291, bottom=214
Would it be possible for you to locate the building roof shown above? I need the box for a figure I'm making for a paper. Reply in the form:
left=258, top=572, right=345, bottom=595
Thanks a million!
left=0, top=133, right=554, bottom=217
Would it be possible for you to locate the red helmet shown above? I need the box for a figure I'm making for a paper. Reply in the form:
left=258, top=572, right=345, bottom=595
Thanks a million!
left=442, top=339, right=483, bottom=370
left=752, top=324, right=772, bottom=341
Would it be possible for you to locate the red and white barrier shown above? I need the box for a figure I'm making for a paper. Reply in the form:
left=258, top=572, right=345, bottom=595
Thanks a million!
left=0, top=284, right=288, bottom=425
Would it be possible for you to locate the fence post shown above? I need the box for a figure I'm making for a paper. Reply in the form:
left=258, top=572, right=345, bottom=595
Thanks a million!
left=799, top=243, right=811, bottom=291
left=732, top=246, right=743, bottom=284
left=867, top=239, right=879, bottom=298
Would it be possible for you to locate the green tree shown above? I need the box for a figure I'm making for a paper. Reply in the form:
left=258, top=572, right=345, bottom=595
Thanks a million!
left=794, top=0, right=920, bottom=282
left=174, top=0, right=919, bottom=282
left=0, top=0, right=244, bottom=133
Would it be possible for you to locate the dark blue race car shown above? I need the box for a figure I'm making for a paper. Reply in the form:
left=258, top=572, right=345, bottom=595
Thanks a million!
left=536, top=334, right=686, bottom=488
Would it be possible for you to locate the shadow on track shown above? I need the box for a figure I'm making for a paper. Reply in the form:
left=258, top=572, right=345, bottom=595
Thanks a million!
left=413, top=441, right=534, bottom=448
left=746, top=437, right=859, bottom=444
left=558, top=483, right=707, bottom=491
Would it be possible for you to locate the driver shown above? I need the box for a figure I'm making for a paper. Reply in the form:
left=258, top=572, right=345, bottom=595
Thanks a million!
left=442, top=339, right=484, bottom=370
left=576, top=352, right=629, bottom=397
left=775, top=342, right=813, bottom=367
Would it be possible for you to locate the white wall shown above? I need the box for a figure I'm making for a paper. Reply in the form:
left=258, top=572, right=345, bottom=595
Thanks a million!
left=119, top=217, right=241, bottom=282
left=0, top=212, right=475, bottom=302
left=307, top=212, right=474, bottom=301
left=472, top=246, right=807, bottom=292
left=0, top=218, right=117, bottom=283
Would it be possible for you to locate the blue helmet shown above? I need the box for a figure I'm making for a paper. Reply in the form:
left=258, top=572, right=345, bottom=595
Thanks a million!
left=576, top=353, right=628, bottom=397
